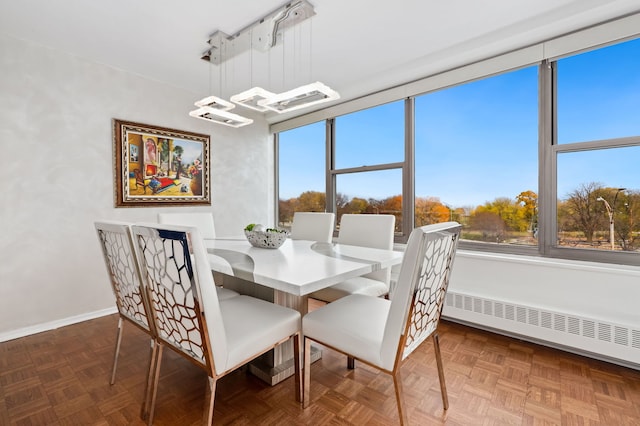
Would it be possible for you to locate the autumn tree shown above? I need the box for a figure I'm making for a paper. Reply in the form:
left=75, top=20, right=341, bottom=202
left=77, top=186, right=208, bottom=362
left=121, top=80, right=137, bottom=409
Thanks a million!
left=415, top=197, right=449, bottom=226
left=379, top=195, right=403, bottom=231
left=614, top=190, right=635, bottom=250
left=296, top=191, right=326, bottom=212
left=517, top=190, right=538, bottom=234
left=469, top=210, right=507, bottom=242
left=278, top=198, right=295, bottom=226
left=474, top=197, right=526, bottom=232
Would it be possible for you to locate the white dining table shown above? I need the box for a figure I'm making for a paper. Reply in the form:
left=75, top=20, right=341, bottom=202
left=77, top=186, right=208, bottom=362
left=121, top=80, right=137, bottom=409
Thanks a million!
left=204, top=237, right=404, bottom=384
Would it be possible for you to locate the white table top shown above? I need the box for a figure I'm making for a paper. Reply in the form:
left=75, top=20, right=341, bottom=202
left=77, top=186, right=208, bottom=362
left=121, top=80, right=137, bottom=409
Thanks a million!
left=205, top=238, right=403, bottom=296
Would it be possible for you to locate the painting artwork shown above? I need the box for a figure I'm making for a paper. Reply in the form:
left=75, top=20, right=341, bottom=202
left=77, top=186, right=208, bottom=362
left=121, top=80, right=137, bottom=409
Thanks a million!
left=114, top=119, right=211, bottom=207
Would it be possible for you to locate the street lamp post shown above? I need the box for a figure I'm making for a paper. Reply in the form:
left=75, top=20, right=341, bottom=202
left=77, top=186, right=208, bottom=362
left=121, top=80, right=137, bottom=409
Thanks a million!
left=597, top=188, right=626, bottom=250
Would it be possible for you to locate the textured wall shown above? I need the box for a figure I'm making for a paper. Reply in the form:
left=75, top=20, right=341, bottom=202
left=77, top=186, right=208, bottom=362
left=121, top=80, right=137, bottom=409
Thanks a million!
left=0, top=33, right=274, bottom=338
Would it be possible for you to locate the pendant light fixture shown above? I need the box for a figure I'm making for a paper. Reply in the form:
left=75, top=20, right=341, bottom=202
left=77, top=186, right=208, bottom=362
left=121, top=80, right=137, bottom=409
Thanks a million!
left=191, top=0, right=339, bottom=127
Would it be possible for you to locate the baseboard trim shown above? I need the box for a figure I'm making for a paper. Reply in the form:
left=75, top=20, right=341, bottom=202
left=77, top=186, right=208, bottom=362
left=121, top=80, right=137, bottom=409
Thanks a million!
left=0, top=307, right=117, bottom=343
left=443, top=316, right=640, bottom=371
left=444, top=291, right=640, bottom=371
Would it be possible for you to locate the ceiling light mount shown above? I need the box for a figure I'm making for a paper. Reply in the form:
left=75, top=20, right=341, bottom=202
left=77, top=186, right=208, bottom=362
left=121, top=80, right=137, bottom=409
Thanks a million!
left=201, top=0, right=316, bottom=64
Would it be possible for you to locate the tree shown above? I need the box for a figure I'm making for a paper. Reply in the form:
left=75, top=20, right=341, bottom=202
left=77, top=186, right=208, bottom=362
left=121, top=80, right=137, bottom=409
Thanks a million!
left=517, top=190, right=538, bottom=234
left=347, top=197, right=369, bottom=214
left=415, top=197, right=449, bottom=226
left=296, top=191, right=326, bottom=212
left=475, top=197, right=526, bottom=232
left=469, top=211, right=507, bottom=242
left=278, top=198, right=295, bottom=227
left=564, top=182, right=606, bottom=243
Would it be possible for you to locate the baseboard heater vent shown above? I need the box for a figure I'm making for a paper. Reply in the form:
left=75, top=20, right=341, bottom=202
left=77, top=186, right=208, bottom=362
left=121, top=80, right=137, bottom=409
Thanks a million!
left=444, top=291, right=640, bottom=369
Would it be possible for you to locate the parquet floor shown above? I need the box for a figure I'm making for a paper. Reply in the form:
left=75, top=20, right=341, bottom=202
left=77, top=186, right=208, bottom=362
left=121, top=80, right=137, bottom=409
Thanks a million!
left=1, top=312, right=639, bottom=425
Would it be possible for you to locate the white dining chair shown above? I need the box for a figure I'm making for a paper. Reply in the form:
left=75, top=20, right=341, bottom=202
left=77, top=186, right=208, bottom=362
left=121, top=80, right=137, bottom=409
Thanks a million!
left=158, top=212, right=238, bottom=300
left=309, top=214, right=395, bottom=302
left=158, top=212, right=216, bottom=239
left=131, top=223, right=302, bottom=425
left=94, top=221, right=158, bottom=420
left=289, top=212, right=335, bottom=243
left=303, top=222, right=462, bottom=425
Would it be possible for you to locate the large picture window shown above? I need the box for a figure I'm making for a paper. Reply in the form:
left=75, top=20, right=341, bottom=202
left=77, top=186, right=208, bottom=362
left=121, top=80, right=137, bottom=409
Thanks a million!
left=415, top=66, right=538, bottom=247
left=275, top=34, right=640, bottom=265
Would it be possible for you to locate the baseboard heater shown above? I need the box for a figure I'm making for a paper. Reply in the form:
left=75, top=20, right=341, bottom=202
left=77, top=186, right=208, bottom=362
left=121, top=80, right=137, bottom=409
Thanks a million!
left=443, top=291, right=640, bottom=370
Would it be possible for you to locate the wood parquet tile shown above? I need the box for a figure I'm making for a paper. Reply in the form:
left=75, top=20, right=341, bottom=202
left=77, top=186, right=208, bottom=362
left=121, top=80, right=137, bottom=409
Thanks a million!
left=1, top=312, right=639, bottom=425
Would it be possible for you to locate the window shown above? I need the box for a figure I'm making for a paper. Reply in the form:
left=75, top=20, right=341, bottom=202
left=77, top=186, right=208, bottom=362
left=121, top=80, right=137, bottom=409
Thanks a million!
left=415, top=66, right=539, bottom=248
left=335, top=169, right=403, bottom=231
left=552, top=37, right=640, bottom=260
left=275, top=31, right=640, bottom=265
left=332, top=101, right=405, bottom=232
left=335, top=102, right=404, bottom=169
left=278, top=121, right=326, bottom=229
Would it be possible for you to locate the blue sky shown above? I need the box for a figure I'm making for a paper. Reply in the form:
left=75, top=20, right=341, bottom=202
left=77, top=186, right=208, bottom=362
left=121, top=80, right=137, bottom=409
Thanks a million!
left=279, top=37, right=640, bottom=208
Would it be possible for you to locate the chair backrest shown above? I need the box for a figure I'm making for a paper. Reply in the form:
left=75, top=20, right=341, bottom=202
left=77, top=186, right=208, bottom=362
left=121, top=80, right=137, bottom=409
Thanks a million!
left=95, top=221, right=153, bottom=334
left=131, top=223, right=227, bottom=376
left=290, top=212, right=335, bottom=243
left=381, top=222, right=461, bottom=370
left=158, top=212, right=216, bottom=239
left=338, top=214, right=395, bottom=283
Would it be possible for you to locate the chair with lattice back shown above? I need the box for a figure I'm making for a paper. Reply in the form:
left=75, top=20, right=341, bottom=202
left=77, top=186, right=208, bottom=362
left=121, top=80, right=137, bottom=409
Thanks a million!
left=157, top=212, right=239, bottom=301
left=303, top=221, right=462, bottom=425
left=131, top=223, right=302, bottom=425
left=94, top=221, right=158, bottom=420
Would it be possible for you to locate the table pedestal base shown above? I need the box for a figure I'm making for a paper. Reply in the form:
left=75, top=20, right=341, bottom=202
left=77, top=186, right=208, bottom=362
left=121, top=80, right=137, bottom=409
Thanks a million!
left=221, top=275, right=320, bottom=386
left=249, top=346, right=321, bottom=386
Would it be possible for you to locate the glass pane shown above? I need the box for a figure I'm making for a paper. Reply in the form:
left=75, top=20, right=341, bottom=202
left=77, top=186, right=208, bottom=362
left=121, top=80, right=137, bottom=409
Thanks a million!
left=557, top=37, right=640, bottom=144
left=278, top=122, right=326, bottom=228
left=336, top=168, right=403, bottom=233
left=415, top=66, right=539, bottom=246
left=557, top=146, right=640, bottom=251
left=335, top=101, right=404, bottom=169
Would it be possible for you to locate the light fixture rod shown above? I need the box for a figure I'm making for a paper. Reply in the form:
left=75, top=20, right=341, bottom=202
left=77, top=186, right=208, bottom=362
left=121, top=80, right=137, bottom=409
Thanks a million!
left=201, top=0, right=315, bottom=64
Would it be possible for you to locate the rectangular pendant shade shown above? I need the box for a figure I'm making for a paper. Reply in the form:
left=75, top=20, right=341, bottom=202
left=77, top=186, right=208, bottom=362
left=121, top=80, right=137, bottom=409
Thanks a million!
left=230, top=87, right=276, bottom=112
left=258, top=82, right=340, bottom=113
left=188, top=107, right=253, bottom=128
left=194, top=95, right=236, bottom=111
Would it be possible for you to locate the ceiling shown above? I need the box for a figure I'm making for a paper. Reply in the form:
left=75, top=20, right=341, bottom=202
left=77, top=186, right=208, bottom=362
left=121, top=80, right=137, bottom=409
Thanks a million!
left=2, top=0, right=639, bottom=123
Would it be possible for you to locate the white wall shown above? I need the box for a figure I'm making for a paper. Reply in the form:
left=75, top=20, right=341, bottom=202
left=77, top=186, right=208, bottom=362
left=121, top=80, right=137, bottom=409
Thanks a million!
left=0, top=34, right=274, bottom=339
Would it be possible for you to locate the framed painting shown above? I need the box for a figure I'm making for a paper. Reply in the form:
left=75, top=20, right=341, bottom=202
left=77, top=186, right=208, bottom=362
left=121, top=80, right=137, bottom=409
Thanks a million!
left=113, top=119, right=211, bottom=207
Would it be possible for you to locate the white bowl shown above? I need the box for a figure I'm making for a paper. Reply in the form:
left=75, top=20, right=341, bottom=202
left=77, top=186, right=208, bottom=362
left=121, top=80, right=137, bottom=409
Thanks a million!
left=244, top=228, right=289, bottom=249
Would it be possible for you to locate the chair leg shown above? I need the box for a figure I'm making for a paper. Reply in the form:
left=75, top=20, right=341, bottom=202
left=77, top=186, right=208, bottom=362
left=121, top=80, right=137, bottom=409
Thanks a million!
left=303, top=337, right=311, bottom=408
left=146, top=344, right=164, bottom=426
left=110, top=317, right=124, bottom=385
left=293, top=333, right=302, bottom=403
left=347, top=356, right=355, bottom=369
left=392, top=370, right=408, bottom=426
left=140, top=339, right=159, bottom=420
left=432, top=333, right=449, bottom=410
left=202, top=376, right=216, bottom=425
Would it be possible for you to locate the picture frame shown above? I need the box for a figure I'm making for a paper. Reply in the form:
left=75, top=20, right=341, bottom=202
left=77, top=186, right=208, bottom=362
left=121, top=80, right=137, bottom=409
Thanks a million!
left=113, top=119, right=211, bottom=207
